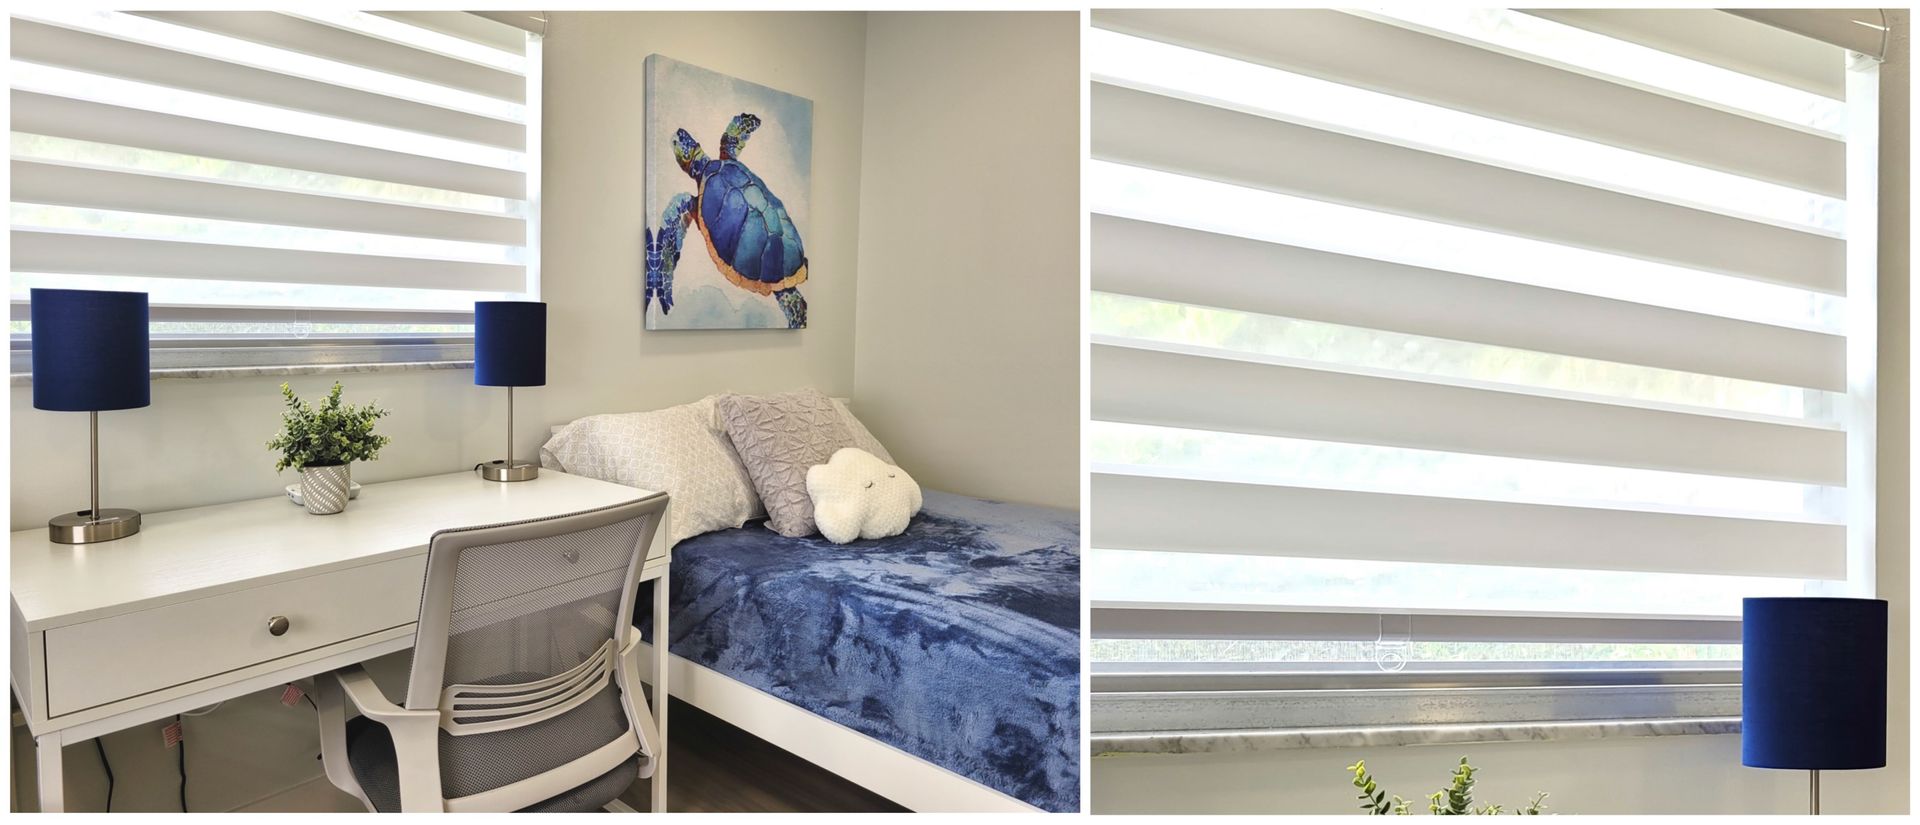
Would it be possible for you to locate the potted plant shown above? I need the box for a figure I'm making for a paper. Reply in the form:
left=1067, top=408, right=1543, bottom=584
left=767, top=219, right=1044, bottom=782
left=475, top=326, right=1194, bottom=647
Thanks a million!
left=267, top=382, right=392, bottom=515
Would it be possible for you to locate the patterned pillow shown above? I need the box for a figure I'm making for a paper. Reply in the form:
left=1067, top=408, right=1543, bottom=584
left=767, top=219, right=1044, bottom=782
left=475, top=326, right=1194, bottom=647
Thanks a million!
left=716, top=389, right=857, bottom=537
left=540, top=396, right=761, bottom=546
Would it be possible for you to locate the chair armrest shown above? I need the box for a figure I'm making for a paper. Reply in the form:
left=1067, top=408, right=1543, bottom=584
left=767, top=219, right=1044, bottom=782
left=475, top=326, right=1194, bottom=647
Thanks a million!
left=617, top=631, right=662, bottom=764
left=331, top=664, right=437, bottom=724
left=327, top=664, right=445, bottom=812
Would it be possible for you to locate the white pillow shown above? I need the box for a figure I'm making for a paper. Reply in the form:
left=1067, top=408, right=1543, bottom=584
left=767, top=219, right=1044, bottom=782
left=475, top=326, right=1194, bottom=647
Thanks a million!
left=806, top=448, right=923, bottom=544
left=541, top=396, right=761, bottom=545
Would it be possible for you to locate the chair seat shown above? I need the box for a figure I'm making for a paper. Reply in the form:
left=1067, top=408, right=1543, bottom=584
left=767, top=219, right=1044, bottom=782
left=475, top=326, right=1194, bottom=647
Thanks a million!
left=345, top=716, right=642, bottom=812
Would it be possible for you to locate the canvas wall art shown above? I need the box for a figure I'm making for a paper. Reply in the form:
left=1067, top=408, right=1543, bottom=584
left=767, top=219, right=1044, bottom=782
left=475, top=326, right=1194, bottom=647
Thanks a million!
left=643, top=54, right=815, bottom=330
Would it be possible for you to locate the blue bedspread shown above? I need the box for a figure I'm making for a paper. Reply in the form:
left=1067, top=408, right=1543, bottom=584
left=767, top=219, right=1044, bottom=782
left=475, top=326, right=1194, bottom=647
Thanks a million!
left=639, top=490, right=1080, bottom=812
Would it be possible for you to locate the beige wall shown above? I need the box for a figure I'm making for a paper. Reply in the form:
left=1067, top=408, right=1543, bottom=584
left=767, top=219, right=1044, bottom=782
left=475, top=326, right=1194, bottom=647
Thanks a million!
left=851, top=11, right=1082, bottom=510
left=1092, top=11, right=1912, bottom=815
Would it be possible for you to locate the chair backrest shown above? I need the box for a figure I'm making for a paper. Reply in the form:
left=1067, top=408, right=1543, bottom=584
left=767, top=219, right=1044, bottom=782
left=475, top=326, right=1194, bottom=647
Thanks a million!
left=403, top=494, right=666, bottom=802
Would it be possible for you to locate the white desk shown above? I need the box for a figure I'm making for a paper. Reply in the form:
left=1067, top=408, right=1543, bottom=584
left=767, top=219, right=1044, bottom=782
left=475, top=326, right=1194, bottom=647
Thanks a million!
left=10, top=470, right=671, bottom=813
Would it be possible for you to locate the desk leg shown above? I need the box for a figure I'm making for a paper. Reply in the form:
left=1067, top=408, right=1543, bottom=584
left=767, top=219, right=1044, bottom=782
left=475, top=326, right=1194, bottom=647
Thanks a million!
left=35, top=731, right=63, bottom=813
left=651, top=574, right=668, bottom=813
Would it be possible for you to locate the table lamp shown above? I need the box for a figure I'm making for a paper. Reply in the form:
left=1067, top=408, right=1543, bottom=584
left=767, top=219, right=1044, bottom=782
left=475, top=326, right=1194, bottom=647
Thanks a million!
left=1742, top=596, right=1887, bottom=814
left=30, top=288, right=150, bottom=544
left=473, top=300, right=545, bottom=482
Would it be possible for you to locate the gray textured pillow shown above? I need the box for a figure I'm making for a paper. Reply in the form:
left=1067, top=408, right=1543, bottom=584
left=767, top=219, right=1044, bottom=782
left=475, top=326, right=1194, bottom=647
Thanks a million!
left=716, top=389, right=856, bottom=537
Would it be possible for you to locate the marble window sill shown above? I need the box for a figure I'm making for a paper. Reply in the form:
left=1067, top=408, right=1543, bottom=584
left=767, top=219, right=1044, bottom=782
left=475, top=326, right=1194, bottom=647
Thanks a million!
left=1092, top=716, right=1742, bottom=756
left=11, top=360, right=473, bottom=385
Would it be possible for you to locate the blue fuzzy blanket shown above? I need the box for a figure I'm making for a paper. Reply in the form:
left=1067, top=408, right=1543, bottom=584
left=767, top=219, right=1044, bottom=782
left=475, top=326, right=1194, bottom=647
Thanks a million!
left=639, top=490, right=1080, bottom=812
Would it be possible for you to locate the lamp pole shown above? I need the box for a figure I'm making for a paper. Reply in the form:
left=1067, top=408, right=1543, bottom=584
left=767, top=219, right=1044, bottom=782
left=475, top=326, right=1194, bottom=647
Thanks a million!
left=88, top=410, right=99, bottom=521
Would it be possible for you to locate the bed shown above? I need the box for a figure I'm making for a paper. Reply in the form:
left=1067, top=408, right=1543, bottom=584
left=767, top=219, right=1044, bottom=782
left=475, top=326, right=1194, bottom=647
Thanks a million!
left=637, top=489, right=1080, bottom=812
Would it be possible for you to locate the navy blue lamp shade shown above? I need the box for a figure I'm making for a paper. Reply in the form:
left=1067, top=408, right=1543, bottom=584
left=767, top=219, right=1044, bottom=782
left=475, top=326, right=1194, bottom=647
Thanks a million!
left=1742, top=597, right=1887, bottom=770
left=473, top=301, right=546, bottom=387
left=30, top=288, right=150, bottom=411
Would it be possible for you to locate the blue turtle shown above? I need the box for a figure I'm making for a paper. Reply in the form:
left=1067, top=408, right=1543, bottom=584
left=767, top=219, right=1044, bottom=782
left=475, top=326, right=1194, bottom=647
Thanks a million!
left=644, top=113, right=808, bottom=328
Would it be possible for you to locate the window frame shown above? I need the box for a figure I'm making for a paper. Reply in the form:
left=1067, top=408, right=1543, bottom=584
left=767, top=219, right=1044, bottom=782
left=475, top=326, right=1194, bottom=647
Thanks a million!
left=8, top=332, right=474, bottom=378
left=1089, top=667, right=1742, bottom=754
left=1085, top=10, right=1883, bottom=742
left=7, top=13, right=543, bottom=374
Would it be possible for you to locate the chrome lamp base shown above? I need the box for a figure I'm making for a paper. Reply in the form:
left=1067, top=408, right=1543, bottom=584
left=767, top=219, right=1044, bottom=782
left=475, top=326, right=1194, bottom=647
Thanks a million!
left=477, top=385, right=537, bottom=482
left=49, top=508, right=141, bottom=544
left=51, top=410, right=141, bottom=543
left=476, top=460, right=539, bottom=482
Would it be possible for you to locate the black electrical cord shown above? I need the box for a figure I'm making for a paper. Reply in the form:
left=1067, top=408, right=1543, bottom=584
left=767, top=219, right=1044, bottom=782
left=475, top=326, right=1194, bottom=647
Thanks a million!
left=93, top=738, right=113, bottom=812
left=176, top=714, right=187, bottom=813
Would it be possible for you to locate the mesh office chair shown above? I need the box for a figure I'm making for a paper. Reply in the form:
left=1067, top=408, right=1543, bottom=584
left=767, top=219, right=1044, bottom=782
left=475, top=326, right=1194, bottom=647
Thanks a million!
left=315, top=494, right=668, bottom=812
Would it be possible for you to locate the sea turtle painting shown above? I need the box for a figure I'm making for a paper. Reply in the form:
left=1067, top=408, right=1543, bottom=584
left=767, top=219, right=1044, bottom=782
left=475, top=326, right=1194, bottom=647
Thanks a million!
left=642, top=55, right=813, bottom=330
left=646, top=114, right=808, bottom=328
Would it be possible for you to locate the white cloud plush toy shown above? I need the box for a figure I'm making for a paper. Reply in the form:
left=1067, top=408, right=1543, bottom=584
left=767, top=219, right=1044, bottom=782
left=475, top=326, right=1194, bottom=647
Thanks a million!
left=806, top=447, right=923, bottom=544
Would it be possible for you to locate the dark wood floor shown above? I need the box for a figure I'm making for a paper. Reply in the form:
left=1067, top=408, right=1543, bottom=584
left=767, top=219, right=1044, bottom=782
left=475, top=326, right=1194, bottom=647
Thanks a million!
left=619, top=698, right=907, bottom=813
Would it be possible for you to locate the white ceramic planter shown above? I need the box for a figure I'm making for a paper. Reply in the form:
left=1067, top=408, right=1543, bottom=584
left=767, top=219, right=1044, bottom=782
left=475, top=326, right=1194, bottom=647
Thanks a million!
left=300, top=463, right=352, bottom=515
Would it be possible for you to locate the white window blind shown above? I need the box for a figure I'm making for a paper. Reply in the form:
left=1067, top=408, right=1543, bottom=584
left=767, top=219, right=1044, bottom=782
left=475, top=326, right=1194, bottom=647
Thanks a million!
left=8, top=9, right=539, bottom=361
left=1087, top=9, right=1879, bottom=668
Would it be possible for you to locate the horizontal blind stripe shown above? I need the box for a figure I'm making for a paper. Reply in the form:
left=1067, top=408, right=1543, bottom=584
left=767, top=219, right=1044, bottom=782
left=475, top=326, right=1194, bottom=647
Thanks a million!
left=10, top=270, right=514, bottom=316
left=11, top=230, right=525, bottom=293
left=1090, top=9, right=1844, bottom=196
left=10, top=61, right=519, bottom=171
left=291, top=10, right=524, bottom=75
left=1091, top=215, right=1846, bottom=391
left=1533, top=9, right=1846, bottom=98
left=1092, top=160, right=1839, bottom=332
left=16, top=10, right=521, bottom=123
left=135, top=11, right=525, bottom=102
left=1728, top=10, right=1888, bottom=66
left=1090, top=545, right=1815, bottom=624
left=1090, top=471, right=1846, bottom=579
left=1092, top=28, right=1843, bottom=236
left=472, top=13, right=547, bottom=38
left=13, top=91, right=525, bottom=200
left=372, top=11, right=529, bottom=54
left=1092, top=340, right=1845, bottom=484
left=1362, top=9, right=1842, bottom=136
left=1090, top=605, right=1742, bottom=644
left=12, top=159, right=525, bottom=246
left=1093, top=82, right=1844, bottom=291
left=11, top=18, right=524, bottom=149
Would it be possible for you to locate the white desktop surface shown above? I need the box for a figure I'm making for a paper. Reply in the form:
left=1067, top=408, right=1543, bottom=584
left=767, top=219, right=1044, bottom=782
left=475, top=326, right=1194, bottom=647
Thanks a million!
left=11, top=469, right=660, bottom=632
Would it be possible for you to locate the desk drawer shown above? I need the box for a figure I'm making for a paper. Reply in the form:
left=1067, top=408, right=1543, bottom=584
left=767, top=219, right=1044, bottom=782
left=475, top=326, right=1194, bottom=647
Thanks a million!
left=44, top=555, right=425, bottom=717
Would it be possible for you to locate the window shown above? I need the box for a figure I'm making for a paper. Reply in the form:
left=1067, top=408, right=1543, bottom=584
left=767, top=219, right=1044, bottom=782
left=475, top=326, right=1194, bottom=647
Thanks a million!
left=1088, top=8, right=1877, bottom=694
left=8, top=9, right=541, bottom=370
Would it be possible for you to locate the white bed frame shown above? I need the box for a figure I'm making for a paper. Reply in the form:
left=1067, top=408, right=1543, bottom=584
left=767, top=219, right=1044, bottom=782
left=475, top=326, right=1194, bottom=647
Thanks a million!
left=634, top=641, right=1043, bottom=813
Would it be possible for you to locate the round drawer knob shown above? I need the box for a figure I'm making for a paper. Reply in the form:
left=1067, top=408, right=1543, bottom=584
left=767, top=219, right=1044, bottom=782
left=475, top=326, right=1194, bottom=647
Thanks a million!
left=267, top=616, right=291, bottom=637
